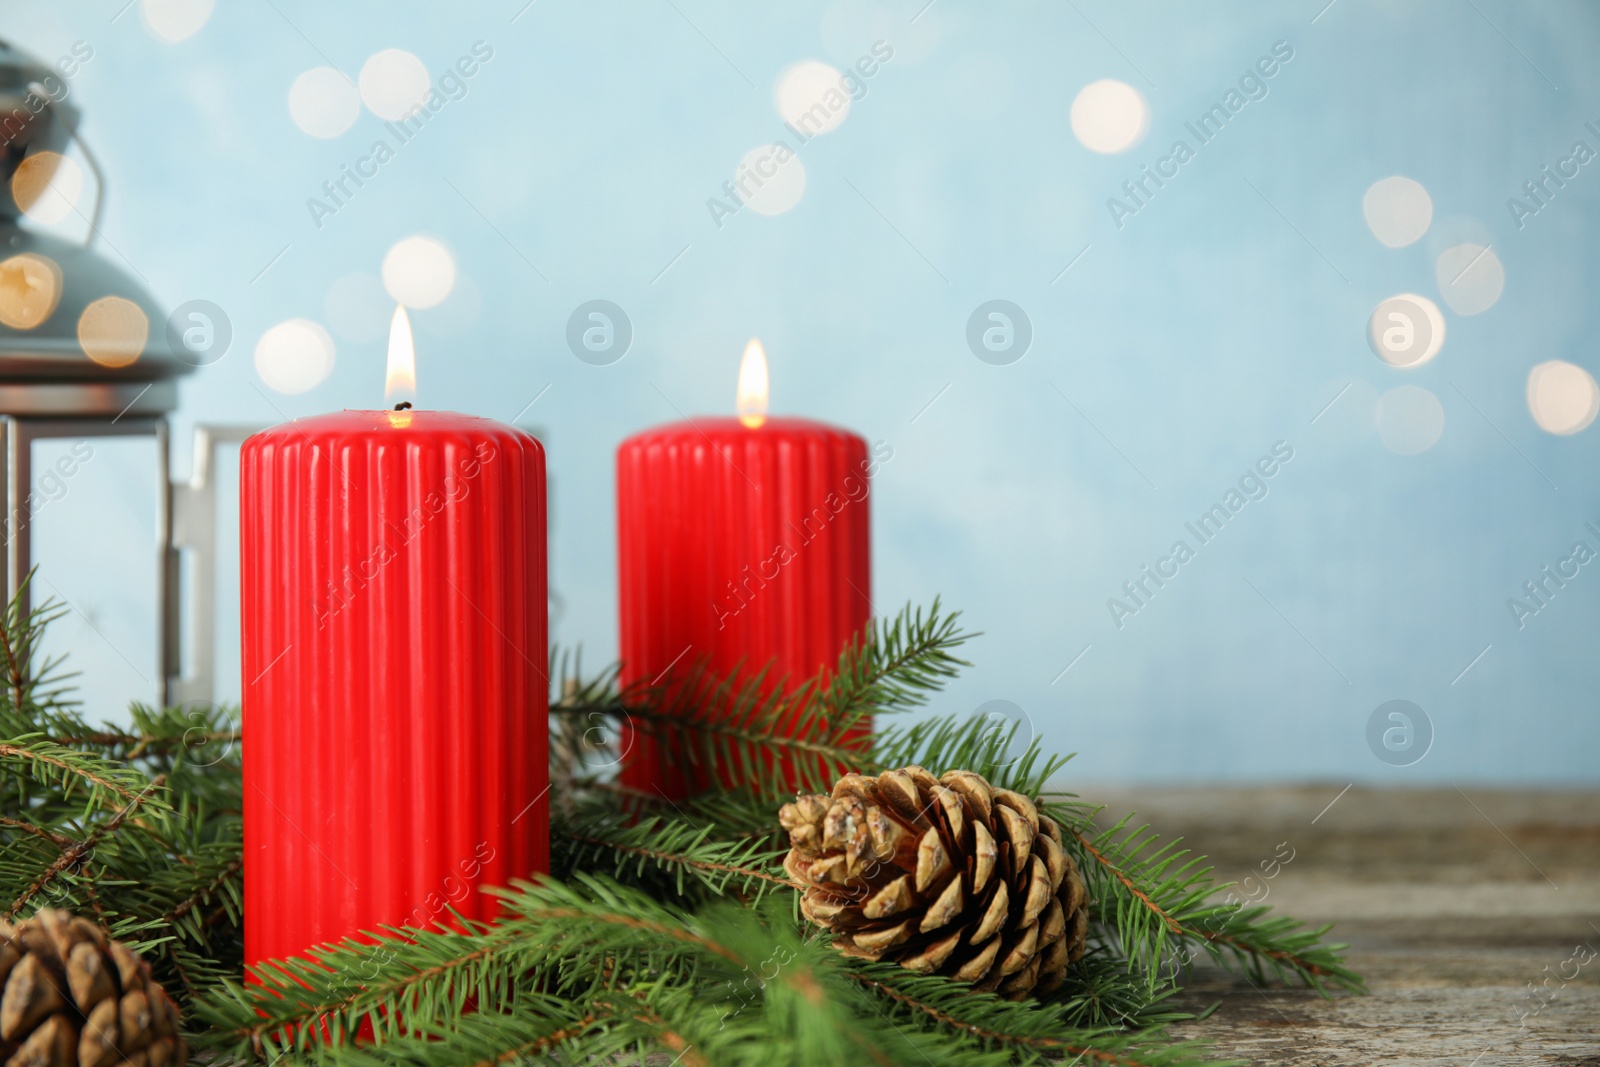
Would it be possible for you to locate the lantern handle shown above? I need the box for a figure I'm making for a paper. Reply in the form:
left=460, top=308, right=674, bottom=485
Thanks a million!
left=27, top=81, right=105, bottom=248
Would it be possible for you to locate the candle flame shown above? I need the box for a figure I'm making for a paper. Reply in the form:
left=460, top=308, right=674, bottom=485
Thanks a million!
left=385, top=304, right=416, bottom=403
left=736, top=338, right=768, bottom=429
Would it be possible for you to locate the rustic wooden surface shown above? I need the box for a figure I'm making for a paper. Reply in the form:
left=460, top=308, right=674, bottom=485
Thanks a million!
left=1082, top=786, right=1600, bottom=1066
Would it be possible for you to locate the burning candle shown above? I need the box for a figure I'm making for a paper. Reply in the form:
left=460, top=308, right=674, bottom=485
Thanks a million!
left=616, top=340, right=878, bottom=798
left=241, top=307, right=548, bottom=968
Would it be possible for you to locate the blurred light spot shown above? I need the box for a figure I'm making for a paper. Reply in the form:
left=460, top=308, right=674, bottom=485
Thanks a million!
left=1070, top=79, right=1148, bottom=155
left=1363, top=176, right=1432, bottom=248
left=0, top=253, right=62, bottom=330
left=255, top=319, right=335, bottom=394
left=1527, top=360, right=1600, bottom=435
left=11, top=152, right=83, bottom=225
left=77, top=297, right=149, bottom=369
left=1367, top=292, right=1445, bottom=368
left=1435, top=242, right=1504, bottom=315
left=382, top=236, right=457, bottom=309
left=736, top=145, right=806, bottom=216
left=359, top=49, right=431, bottom=121
left=289, top=67, right=361, bottom=139
left=324, top=272, right=392, bottom=344
left=775, top=61, right=851, bottom=136
left=1375, top=385, right=1444, bottom=455
left=142, top=0, right=214, bottom=42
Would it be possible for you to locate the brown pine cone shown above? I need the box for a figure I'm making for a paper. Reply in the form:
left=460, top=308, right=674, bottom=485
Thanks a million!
left=780, top=767, right=1090, bottom=1000
left=0, top=909, right=186, bottom=1067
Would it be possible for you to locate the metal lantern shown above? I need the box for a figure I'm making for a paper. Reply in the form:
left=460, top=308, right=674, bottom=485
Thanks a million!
left=0, top=38, right=238, bottom=706
left=2, top=40, right=549, bottom=707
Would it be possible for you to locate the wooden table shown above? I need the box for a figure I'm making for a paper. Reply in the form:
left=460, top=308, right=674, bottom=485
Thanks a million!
left=1082, top=786, right=1600, bottom=1066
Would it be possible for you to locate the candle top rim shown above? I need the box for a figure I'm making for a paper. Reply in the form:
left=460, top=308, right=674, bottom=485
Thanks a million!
left=246, top=408, right=538, bottom=442
left=621, top=415, right=863, bottom=444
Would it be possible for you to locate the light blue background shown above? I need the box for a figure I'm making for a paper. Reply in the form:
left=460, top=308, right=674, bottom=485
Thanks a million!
left=9, top=0, right=1597, bottom=783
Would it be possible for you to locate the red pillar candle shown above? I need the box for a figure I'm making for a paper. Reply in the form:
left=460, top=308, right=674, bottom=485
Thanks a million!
left=241, top=308, right=547, bottom=968
left=616, top=341, right=877, bottom=798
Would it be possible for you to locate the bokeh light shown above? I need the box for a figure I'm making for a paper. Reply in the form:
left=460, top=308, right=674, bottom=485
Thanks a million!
left=325, top=272, right=392, bottom=343
left=0, top=253, right=63, bottom=330
left=359, top=49, right=431, bottom=121
left=77, top=296, right=149, bottom=368
left=736, top=145, right=806, bottom=216
left=1375, top=385, right=1445, bottom=455
left=1526, top=360, right=1600, bottom=436
left=1070, top=79, right=1149, bottom=155
left=289, top=67, right=361, bottom=139
left=255, top=319, right=335, bottom=394
left=1367, top=292, right=1446, bottom=368
left=11, top=152, right=83, bottom=225
left=383, top=236, right=457, bottom=309
left=1363, top=176, right=1432, bottom=248
left=1435, top=242, right=1504, bottom=315
left=141, top=0, right=214, bottom=42
left=775, top=61, right=851, bottom=136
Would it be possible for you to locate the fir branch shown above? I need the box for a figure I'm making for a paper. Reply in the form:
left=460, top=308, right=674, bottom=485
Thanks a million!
left=164, top=854, right=244, bottom=925
left=0, top=814, right=72, bottom=849
left=47, top=727, right=240, bottom=760
left=818, top=597, right=974, bottom=723
left=1051, top=950, right=1173, bottom=1031
left=0, top=736, right=157, bottom=807
left=849, top=964, right=1233, bottom=1067
left=507, top=881, right=746, bottom=966
left=301, top=1007, right=601, bottom=1067
left=6, top=773, right=166, bottom=918
left=612, top=672, right=877, bottom=794
left=550, top=601, right=976, bottom=801
left=196, top=876, right=726, bottom=1057
left=0, top=582, right=244, bottom=1008
left=873, top=713, right=1071, bottom=800
left=1050, top=804, right=1362, bottom=995
left=554, top=814, right=792, bottom=900
left=4, top=587, right=1359, bottom=1066
left=1067, top=820, right=1193, bottom=940
left=1187, top=908, right=1363, bottom=993
left=619, top=1001, right=712, bottom=1067
left=0, top=582, right=74, bottom=715
left=200, top=926, right=519, bottom=1057
left=605, top=899, right=1016, bottom=1067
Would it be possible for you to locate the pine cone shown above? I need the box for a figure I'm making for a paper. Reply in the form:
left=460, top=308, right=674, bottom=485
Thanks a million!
left=0, top=909, right=186, bottom=1067
left=780, top=767, right=1089, bottom=999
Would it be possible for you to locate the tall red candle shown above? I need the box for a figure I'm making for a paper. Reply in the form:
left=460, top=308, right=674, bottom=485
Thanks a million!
left=241, top=322, right=547, bottom=968
left=616, top=341, right=877, bottom=798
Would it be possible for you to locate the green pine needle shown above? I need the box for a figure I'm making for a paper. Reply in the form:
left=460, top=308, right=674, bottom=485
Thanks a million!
left=0, top=583, right=1358, bottom=1066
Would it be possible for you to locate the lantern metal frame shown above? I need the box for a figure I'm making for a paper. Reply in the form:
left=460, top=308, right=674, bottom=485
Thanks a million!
left=169, top=423, right=261, bottom=706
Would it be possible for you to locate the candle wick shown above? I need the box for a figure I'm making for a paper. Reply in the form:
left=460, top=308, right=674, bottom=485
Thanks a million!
left=394, top=402, right=413, bottom=411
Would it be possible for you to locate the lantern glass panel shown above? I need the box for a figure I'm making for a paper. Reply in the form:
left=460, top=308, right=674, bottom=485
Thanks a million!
left=31, top=434, right=161, bottom=719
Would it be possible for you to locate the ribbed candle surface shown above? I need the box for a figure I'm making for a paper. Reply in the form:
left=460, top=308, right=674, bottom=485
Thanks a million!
left=241, top=409, right=547, bottom=968
left=617, top=416, right=875, bottom=797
